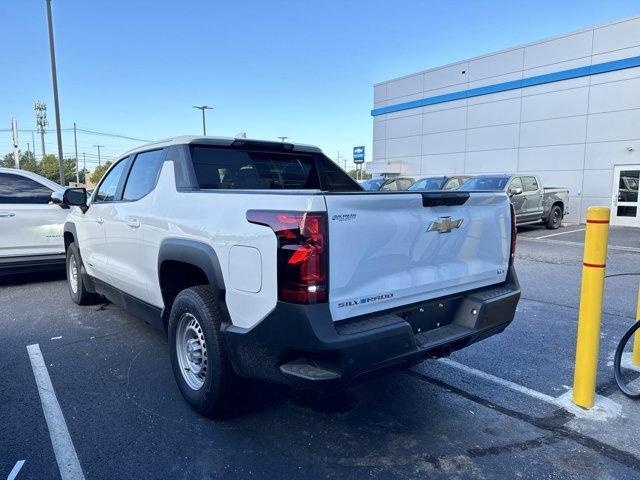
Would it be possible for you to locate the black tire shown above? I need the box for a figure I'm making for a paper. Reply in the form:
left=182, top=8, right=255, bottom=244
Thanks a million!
left=168, top=285, right=236, bottom=417
left=614, top=321, right=640, bottom=400
left=66, top=242, right=101, bottom=305
left=545, top=205, right=563, bottom=229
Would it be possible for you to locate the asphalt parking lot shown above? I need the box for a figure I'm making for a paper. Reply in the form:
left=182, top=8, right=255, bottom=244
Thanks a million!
left=2, top=225, right=640, bottom=479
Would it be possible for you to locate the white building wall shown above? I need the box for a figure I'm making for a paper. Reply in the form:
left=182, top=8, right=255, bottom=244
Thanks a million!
left=369, top=16, right=640, bottom=223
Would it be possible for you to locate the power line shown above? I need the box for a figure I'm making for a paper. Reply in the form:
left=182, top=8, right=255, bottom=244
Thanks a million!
left=0, top=126, right=151, bottom=142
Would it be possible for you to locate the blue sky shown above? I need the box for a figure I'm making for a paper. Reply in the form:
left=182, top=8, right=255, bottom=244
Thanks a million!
left=1, top=0, right=638, bottom=170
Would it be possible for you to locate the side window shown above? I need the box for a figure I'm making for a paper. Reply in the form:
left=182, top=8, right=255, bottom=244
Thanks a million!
left=0, top=173, right=53, bottom=204
left=94, top=158, right=129, bottom=202
left=317, top=156, right=361, bottom=191
left=382, top=179, right=399, bottom=191
left=122, top=149, right=165, bottom=201
left=509, top=177, right=523, bottom=192
left=443, top=178, right=460, bottom=190
left=399, top=179, right=413, bottom=190
left=522, top=176, right=539, bottom=192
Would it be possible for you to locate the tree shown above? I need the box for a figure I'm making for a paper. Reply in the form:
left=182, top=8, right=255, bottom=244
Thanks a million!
left=1, top=151, right=41, bottom=173
left=348, top=169, right=372, bottom=180
left=40, top=154, right=79, bottom=185
left=90, top=161, right=112, bottom=184
left=0, top=150, right=85, bottom=184
left=19, top=151, right=39, bottom=174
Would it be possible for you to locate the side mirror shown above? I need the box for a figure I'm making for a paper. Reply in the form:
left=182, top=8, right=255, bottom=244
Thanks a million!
left=508, top=187, right=523, bottom=196
left=63, top=187, right=89, bottom=213
left=50, top=191, right=64, bottom=205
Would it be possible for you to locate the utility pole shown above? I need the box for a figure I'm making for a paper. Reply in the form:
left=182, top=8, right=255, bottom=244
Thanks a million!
left=12, top=118, right=19, bottom=168
left=35, top=101, right=48, bottom=158
left=82, top=152, right=86, bottom=185
left=277, top=136, right=288, bottom=143
left=73, top=122, right=79, bottom=184
left=93, top=145, right=104, bottom=166
left=45, top=0, right=65, bottom=185
left=193, top=105, right=213, bottom=136
left=336, top=150, right=347, bottom=171
left=31, top=131, right=36, bottom=160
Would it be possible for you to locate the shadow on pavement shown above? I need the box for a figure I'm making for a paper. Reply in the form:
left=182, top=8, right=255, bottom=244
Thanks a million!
left=0, top=268, right=66, bottom=287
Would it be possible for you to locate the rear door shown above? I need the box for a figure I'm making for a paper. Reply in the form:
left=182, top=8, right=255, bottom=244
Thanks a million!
left=507, top=177, right=526, bottom=222
left=521, top=176, right=544, bottom=222
left=324, top=192, right=511, bottom=321
left=0, top=172, right=65, bottom=257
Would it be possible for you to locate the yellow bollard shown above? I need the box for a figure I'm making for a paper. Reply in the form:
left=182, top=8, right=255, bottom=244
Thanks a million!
left=572, top=206, right=610, bottom=409
left=633, top=284, right=640, bottom=367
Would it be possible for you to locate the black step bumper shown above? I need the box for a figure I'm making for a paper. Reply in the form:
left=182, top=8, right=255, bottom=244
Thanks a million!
left=223, top=267, right=520, bottom=389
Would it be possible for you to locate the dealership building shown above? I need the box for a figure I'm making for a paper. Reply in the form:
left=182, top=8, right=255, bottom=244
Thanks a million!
left=368, top=16, right=640, bottom=225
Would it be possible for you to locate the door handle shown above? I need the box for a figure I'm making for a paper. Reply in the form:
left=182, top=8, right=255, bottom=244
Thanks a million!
left=127, top=219, right=141, bottom=229
left=0, top=212, right=15, bottom=218
left=96, top=217, right=104, bottom=224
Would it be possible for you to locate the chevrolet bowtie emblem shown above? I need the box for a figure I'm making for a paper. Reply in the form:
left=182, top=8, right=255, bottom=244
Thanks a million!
left=427, top=216, right=463, bottom=234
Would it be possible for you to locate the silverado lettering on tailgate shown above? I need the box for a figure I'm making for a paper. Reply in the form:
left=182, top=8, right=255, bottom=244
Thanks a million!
left=338, top=293, right=394, bottom=308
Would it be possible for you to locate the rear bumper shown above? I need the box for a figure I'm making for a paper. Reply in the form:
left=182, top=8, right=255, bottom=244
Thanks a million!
left=223, top=267, right=520, bottom=389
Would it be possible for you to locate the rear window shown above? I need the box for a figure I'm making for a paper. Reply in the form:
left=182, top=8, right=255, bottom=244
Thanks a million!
left=408, top=177, right=445, bottom=191
left=189, top=146, right=360, bottom=191
left=459, top=176, right=510, bottom=191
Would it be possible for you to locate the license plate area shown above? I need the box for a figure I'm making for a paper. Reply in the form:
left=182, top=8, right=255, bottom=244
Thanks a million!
left=401, top=295, right=464, bottom=335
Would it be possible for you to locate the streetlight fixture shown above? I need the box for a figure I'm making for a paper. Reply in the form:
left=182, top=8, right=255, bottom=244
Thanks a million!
left=277, top=136, right=288, bottom=143
left=193, top=105, right=213, bottom=136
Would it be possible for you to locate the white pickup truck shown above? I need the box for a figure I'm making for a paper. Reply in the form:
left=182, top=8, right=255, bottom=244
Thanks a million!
left=62, top=136, right=520, bottom=416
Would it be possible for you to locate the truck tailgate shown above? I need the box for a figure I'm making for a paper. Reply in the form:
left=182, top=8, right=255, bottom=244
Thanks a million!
left=324, top=191, right=511, bottom=321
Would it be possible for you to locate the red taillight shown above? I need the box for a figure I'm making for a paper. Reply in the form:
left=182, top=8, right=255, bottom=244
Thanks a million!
left=509, top=203, right=517, bottom=266
left=247, top=210, right=328, bottom=304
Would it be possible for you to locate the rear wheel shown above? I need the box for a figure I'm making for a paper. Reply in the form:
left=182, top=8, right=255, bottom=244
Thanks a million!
left=545, top=205, right=563, bottom=230
left=66, top=242, right=100, bottom=305
left=168, top=285, right=236, bottom=416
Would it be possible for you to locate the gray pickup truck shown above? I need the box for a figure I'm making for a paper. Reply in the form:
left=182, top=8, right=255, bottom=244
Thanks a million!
left=460, top=174, right=569, bottom=229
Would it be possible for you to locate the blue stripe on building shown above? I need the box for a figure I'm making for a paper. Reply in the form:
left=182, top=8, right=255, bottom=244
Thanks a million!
left=371, top=55, right=640, bottom=117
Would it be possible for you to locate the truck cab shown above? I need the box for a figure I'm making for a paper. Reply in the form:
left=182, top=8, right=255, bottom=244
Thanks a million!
left=461, top=174, right=569, bottom=229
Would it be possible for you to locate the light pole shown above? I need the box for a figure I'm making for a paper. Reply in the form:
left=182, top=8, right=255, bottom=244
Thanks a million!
left=193, top=105, right=213, bottom=136
left=93, top=145, right=104, bottom=166
left=45, top=0, right=65, bottom=185
left=277, top=136, right=288, bottom=143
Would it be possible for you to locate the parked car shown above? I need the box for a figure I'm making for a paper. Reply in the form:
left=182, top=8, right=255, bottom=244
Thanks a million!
left=379, top=176, right=415, bottom=191
left=0, top=167, right=68, bottom=275
left=360, top=178, right=385, bottom=191
left=360, top=176, right=415, bottom=191
left=61, top=136, right=520, bottom=416
left=460, top=174, right=569, bottom=229
left=408, top=175, right=471, bottom=191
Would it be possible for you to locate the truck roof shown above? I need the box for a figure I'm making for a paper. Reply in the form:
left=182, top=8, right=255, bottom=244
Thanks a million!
left=120, top=135, right=324, bottom=158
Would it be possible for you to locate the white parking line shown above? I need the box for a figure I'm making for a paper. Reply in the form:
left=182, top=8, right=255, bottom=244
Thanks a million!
left=7, top=460, right=25, bottom=480
left=519, top=237, right=640, bottom=253
left=534, top=228, right=586, bottom=240
left=438, top=358, right=620, bottom=419
left=26, top=344, right=85, bottom=480
left=439, top=358, right=557, bottom=404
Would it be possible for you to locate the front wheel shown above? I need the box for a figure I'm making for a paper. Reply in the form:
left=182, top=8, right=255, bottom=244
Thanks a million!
left=545, top=205, right=563, bottom=230
left=66, top=242, right=100, bottom=305
left=168, top=286, right=236, bottom=417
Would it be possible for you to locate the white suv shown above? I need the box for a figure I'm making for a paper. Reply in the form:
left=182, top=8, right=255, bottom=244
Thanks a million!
left=0, top=167, right=68, bottom=275
left=61, top=136, right=520, bottom=416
